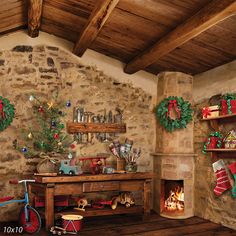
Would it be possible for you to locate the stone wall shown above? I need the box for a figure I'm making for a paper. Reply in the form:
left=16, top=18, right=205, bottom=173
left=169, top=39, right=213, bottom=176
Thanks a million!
left=193, top=60, right=236, bottom=103
left=193, top=62, right=236, bottom=230
left=194, top=101, right=236, bottom=230
left=0, top=45, right=155, bottom=221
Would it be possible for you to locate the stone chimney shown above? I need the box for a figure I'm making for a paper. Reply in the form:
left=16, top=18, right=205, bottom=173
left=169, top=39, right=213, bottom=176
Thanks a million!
left=153, top=72, right=196, bottom=219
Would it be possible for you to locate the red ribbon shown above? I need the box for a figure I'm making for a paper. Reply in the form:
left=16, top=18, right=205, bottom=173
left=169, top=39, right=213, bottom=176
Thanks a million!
left=0, top=100, right=5, bottom=119
left=166, top=100, right=181, bottom=119
left=202, top=107, right=211, bottom=118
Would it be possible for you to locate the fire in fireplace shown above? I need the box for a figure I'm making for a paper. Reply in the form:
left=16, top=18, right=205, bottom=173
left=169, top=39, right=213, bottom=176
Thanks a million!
left=161, top=180, right=184, bottom=217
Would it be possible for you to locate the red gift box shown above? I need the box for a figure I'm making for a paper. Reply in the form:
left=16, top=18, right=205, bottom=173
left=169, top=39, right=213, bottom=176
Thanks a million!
left=221, top=100, right=228, bottom=115
left=206, top=137, right=220, bottom=149
left=221, top=100, right=236, bottom=115
left=231, top=100, right=236, bottom=113
left=202, top=105, right=219, bottom=119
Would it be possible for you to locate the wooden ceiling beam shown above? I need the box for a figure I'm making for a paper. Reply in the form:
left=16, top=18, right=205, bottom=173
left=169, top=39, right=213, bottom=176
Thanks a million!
left=28, top=0, right=43, bottom=38
left=73, top=0, right=119, bottom=57
left=124, top=0, right=236, bottom=74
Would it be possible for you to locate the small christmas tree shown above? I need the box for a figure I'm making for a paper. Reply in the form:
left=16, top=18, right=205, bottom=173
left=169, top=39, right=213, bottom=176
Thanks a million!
left=16, top=94, right=72, bottom=158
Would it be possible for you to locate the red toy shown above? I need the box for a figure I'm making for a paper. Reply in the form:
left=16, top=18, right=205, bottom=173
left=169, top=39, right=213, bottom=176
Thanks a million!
left=34, top=195, right=70, bottom=208
left=92, top=200, right=113, bottom=209
left=79, top=156, right=107, bottom=174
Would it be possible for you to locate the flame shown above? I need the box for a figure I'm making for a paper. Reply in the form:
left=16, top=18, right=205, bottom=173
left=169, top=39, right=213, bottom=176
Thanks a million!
left=164, top=186, right=184, bottom=212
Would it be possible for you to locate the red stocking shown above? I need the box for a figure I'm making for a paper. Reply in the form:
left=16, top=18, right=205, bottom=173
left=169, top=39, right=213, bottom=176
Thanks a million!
left=212, top=159, right=232, bottom=196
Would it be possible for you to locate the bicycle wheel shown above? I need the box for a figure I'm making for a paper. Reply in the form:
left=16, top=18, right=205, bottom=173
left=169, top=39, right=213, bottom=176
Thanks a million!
left=18, top=205, right=41, bottom=234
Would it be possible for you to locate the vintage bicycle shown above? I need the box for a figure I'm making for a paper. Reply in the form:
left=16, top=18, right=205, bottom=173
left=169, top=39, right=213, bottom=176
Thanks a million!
left=0, top=179, right=41, bottom=234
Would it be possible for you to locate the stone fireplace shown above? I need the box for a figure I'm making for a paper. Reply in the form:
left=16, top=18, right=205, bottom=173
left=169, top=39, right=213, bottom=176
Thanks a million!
left=153, top=72, right=196, bottom=219
left=153, top=153, right=195, bottom=219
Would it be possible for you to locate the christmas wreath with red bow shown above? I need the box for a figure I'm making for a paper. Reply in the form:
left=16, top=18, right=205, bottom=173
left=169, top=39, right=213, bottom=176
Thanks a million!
left=0, top=96, right=15, bottom=132
left=156, top=96, right=192, bottom=132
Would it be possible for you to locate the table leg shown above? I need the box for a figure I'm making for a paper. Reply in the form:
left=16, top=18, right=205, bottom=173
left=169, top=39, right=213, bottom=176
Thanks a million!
left=28, top=183, right=34, bottom=206
left=143, top=179, right=151, bottom=219
left=45, top=184, right=55, bottom=230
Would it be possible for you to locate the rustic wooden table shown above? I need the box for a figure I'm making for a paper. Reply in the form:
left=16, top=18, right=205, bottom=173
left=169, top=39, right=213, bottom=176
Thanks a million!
left=31, top=172, right=153, bottom=230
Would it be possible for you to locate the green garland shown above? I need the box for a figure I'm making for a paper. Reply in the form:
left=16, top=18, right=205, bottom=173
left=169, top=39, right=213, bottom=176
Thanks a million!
left=155, top=96, right=192, bottom=132
left=202, top=132, right=222, bottom=154
left=0, top=96, right=15, bottom=132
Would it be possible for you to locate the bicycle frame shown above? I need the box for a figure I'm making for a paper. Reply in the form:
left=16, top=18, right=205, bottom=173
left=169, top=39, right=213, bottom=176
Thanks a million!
left=0, top=180, right=31, bottom=221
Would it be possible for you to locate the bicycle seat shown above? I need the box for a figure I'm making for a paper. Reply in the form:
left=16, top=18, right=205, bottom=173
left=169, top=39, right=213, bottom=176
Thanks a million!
left=0, top=196, right=14, bottom=202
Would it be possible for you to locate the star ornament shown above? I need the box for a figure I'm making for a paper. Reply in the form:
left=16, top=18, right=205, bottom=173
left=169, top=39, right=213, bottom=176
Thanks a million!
left=47, top=101, right=54, bottom=110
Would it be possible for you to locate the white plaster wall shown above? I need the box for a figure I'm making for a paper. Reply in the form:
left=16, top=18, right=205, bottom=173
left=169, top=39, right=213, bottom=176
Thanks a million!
left=193, top=60, right=236, bottom=103
left=0, top=30, right=158, bottom=102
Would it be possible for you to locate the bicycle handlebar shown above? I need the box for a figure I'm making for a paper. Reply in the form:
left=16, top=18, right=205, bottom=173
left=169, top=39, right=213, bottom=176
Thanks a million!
left=9, top=179, right=35, bottom=184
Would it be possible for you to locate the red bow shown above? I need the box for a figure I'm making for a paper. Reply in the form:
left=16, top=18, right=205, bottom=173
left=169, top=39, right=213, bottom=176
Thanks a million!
left=0, top=100, right=5, bottom=119
left=166, top=100, right=181, bottom=119
left=202, top=107, right=211, bottom=118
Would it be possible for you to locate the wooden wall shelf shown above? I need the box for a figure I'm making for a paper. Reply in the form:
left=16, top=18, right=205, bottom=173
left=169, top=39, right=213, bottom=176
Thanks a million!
left=206, top=149, right=236, bottom=152
left=201, top=113, right=236, bottom=130
left=205, top=149, right=236, bottom=158
left=67, top=122, right=126, bottom=134
left=202, top=112, right=236, bottom=158
left=201, top=113, right=236, bottom=121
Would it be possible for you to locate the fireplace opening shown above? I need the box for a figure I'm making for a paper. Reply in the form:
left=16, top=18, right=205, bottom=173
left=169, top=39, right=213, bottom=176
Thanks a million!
left=161, top=180, right=184, bottom=217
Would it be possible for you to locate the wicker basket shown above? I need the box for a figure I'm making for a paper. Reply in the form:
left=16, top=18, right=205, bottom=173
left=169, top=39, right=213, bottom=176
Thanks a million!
left=36, top=152, right=65, bottom=173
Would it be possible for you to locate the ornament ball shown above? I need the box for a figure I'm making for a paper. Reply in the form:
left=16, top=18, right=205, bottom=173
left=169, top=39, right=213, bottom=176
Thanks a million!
left=51, top=121, right=56, bottom=127
left=38, top=106, right=44, bottom=113
left=53, top=133, right=59, bottom=139
left=58, top=142, right=62, bottom=146
left=40, top=142, right=45, bottom=148
left=27, top=132, right=33, bottom=139
left=22, top=147, right=28, bottom=153
left=66, top=100, right=71, bottom=107
left=68, top=153, right=73, bottom=159
left=59, top=124, right=65, bottom=129
left=29, top=95, right=34, bottom=101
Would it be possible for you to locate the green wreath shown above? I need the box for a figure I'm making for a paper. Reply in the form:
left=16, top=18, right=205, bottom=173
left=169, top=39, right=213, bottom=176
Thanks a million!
left=155, top=96, right=192, bottom=132
left=0, top=96, right=15, bottom=132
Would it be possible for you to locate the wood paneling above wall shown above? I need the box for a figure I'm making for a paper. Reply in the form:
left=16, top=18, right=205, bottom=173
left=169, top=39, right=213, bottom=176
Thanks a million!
left=0, top=0, right=235, bottom=75
left=41, top=0, right=89, bottom=42
left=91, top=0, right=214, bottom=63
left=43, top=0, right=94, bottom=18
left=91, top=7, right=169, bottom=62
left=147, top=14, right=236, bottom=75
left=117, top=0, right=213, bottom=26
left=0, top=0, right=27, bottom=33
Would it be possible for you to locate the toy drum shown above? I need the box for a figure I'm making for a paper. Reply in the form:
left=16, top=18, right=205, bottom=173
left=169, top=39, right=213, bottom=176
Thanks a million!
left=62, top=215, right=83, bottom=232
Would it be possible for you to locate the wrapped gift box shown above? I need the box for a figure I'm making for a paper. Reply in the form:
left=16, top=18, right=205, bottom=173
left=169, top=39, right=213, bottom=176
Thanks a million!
left=206, top=136, right=221, bottom=149
left=221, top=100, right=236, bottom=115
left=202, top=105, right=219, bottom=119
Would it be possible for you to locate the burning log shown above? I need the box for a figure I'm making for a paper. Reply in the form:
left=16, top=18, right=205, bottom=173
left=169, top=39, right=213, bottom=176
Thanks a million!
left=165, top=186, right=184, bottom=212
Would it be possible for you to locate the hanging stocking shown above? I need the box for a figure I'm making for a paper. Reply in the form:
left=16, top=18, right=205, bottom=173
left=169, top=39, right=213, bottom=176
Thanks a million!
left=212, top=159, right=232, bottom=196
left=228, top=162, right=236, bottom=197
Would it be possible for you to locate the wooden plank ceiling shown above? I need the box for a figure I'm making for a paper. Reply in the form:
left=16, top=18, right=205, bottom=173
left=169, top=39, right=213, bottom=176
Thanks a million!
left=0, top=0, right=236, bottom=76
